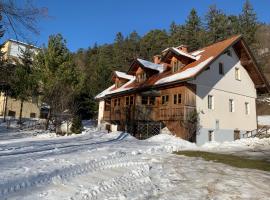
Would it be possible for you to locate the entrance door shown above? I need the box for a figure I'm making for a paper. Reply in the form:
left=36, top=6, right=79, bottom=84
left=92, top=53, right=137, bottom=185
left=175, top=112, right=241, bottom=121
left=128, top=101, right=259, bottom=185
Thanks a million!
left=234, top=130, right=240, bottom=140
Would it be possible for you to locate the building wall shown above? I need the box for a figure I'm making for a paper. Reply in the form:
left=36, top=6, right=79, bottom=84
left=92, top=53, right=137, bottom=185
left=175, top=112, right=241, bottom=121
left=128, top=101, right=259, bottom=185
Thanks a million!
left=189, top=47, right=257, bottom=145
left=0, top=93, right=40, bottom=119
left=98, top=100, right=105, bottom=126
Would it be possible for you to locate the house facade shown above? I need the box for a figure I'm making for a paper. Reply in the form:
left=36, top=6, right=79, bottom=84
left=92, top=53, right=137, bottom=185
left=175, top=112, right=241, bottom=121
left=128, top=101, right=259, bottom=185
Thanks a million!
left=96, top=35, right=270, bottom=144
left=0, top=39, right=41, bottom=119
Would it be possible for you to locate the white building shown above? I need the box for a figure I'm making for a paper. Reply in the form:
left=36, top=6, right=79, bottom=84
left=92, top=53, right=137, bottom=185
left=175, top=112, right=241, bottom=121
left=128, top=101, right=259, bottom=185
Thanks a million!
left=96, top=35, right=270, bottom=144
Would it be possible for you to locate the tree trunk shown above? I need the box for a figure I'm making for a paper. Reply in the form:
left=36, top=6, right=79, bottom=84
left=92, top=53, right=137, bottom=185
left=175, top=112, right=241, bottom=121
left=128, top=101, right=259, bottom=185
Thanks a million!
left=45, top=108, right=51, bottom=130
left=3, top=91, right=8, bottom=122
left=18, top=100, right=24, bottom=124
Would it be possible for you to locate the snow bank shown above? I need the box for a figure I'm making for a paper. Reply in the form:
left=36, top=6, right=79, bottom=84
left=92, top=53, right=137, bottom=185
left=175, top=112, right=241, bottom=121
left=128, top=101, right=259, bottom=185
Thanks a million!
left=201, top=137, right=270, bottom=151
left=258, top=115, right=270, bottom=126
left=147, top=133, right=197, bottom=152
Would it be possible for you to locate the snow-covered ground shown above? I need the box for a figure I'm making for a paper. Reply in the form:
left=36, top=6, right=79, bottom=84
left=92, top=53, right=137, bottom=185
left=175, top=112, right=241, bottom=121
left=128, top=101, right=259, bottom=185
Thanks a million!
left=0, top=124, right=270, bottom=199
left=258, top=115, right=270, bottom=126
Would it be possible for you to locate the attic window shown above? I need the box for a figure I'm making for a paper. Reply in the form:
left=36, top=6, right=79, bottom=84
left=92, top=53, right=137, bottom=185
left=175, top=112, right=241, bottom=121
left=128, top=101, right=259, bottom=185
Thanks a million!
left=136, top=72, right=146, bottom=82
left=219, top=63, right=224, bottom=75
left=172, top=60, right=184, bottom=73
left=225, top=50, right=232, bottom=57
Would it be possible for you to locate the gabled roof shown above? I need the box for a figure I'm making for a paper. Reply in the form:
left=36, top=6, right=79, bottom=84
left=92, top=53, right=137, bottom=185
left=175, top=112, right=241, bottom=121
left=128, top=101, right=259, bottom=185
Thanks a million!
left=96, top=35, right=270, bottom=99
left=113, top=71, right=134, bottom=80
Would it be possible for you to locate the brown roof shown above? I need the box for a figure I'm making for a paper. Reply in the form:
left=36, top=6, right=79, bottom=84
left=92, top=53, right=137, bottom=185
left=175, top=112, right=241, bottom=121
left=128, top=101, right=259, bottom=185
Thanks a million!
left=96, top=35, right=269, bottom=99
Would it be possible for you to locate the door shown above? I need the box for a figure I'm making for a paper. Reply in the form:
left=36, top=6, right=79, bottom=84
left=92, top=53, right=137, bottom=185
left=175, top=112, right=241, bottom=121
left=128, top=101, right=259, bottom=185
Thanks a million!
left=234, top=130, right=240, bottom=140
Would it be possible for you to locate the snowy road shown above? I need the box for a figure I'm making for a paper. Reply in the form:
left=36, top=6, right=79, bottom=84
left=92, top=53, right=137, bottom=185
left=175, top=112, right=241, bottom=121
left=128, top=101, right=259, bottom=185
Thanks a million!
left=0, top=129, right=270, bottom=200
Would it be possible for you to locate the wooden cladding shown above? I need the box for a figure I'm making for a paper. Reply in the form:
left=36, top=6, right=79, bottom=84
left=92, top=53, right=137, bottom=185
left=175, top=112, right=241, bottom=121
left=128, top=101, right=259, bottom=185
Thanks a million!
left=102, top=84, right=196, bottom=123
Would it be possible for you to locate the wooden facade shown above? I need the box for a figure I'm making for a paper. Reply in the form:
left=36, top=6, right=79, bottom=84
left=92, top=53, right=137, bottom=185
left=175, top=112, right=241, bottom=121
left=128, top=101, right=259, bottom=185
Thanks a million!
left=103, top=82, right=197, bottom=140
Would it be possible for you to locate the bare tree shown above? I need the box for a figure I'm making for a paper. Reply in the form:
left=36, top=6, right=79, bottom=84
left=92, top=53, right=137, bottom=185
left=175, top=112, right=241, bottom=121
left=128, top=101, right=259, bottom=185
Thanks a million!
left=0, top=0, right=48, bottom=40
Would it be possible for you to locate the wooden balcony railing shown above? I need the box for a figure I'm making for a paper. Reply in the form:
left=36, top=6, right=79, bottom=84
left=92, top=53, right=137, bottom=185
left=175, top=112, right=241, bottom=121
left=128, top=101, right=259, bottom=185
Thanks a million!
left=159, top=106, right=196, bottom=121
left=102, top=105, right=196, bottom=122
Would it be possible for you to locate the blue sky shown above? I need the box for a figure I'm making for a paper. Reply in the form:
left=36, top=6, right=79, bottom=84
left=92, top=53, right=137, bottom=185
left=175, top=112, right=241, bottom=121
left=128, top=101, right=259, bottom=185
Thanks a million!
left=10, top=0, right=270, bottom=52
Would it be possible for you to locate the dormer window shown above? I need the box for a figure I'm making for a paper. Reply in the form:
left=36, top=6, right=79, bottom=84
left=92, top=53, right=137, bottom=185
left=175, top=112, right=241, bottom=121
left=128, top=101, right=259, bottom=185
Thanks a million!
left=136, top=72, right=146, bottom=82
left=172, top=60, right=184, bottom=73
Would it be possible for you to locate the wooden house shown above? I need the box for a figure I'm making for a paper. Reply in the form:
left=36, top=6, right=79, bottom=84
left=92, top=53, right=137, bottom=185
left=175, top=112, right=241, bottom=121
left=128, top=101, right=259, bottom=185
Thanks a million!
left=96, top=35, right=270, bottom=144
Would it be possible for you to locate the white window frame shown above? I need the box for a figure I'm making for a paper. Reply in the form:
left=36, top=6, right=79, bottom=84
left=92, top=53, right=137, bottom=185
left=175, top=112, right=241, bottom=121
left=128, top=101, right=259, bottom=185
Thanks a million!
left=229, top=99, right=235, bottom=112
left=208, top=95, right=214, bottom=110
left=235, top=68, right=241, bottom=81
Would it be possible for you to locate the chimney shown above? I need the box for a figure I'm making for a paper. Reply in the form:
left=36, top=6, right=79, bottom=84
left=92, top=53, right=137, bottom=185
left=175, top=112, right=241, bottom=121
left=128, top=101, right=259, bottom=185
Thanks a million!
left=177, top=45, right=188, bottom=53
left=153, top=55, right=161, bottom=64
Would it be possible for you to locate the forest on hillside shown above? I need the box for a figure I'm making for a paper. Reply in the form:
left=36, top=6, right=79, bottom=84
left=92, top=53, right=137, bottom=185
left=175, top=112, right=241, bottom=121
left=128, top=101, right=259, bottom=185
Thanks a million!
left=1, top=0, right=270, bottom=122
left=71, top=1, right=270, bottom=118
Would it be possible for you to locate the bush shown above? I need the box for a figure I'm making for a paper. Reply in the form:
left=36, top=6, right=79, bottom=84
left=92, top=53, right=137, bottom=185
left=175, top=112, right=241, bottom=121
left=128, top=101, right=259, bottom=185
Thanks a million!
left=71, top=115, right=83, bottom=134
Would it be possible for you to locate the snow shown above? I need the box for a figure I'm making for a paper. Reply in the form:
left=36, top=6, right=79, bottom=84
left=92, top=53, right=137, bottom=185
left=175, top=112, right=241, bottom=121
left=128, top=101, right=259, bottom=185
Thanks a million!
left=258, top=115, right=270, bottom=126
left=114, top=71, right=134, bottom=80
left=172, top=47, right=197, bottom=60
left=191, top=49, right=205, bottom=56
left=95, top=76, right=136, bottom=99
left=0, top=125, right=269, bottom=199
left=137, top=58, right=165, bottom=73
left=155, top=56, right=214, bottom=85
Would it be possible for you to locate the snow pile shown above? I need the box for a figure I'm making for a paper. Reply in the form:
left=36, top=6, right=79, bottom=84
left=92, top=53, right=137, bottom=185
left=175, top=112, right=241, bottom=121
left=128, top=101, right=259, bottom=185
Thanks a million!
left=147, top=133, right=197, bottom=152
left=201, top=137, right=270, bottom=151
left=258, top=115, right=270, bottom=126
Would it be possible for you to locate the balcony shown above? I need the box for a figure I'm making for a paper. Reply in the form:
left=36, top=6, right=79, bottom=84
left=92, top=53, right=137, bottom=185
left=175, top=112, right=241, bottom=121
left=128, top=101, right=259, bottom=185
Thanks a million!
left=159, top=106, right=196, bottom=121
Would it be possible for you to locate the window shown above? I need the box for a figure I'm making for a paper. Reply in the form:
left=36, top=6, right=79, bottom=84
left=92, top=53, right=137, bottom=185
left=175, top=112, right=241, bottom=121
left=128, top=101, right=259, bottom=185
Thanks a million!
left=245, top=102, right=250, bottom=115
left=30, top=113, right=36, bottom=118
left=219, top=63, right=224, bottom=75
left=208, top=130, right=214, bottom=142
left=125, top=97, right=129, bottom=105
left=136, top=72, right=146, bottom=82
left=8, top=110, right=16, bottom=117
left=130, top=96, right=134, bottom=105
left=208, top=95, right=214, bottom=110
left=149, top=96, right=155, bottom=105
left=224, top=49, right=232, bottom=57
left=126, top=96, right=134, bottom=106
left=172, top=60, right=184, bottom=73
left=141, top=96, right=155, bottom=105
left=162, top=95, right=169, bottom=105
left=114, top=99, right=118, bottom=106
left=141, top=96, right=148, bottom=105
left=173, top=94, right=182, bottom=104
left=235, top=68, right=241, bottom=80
left=229, top=99, right=234, bottom=112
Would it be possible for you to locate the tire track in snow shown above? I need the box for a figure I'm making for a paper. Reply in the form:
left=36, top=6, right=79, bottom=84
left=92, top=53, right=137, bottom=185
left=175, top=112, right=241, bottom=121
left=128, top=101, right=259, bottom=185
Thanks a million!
left=0, top=152, right=146, bottom=199
left=71, top=164, right=153, bottom=200
left=0, top=132, right=130, bottom=157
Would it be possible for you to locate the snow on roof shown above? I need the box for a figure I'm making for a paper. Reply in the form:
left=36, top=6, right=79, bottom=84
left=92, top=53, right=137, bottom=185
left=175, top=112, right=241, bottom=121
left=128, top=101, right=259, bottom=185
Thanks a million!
left=7, top=39, right=40, bottom=49
left=95, top=76, right=136, bottom=99
left=155, top=56, right=214, bottom=85
left=171, top=47, right=197, bottom=60
left=191, top=49, right=205, bottom=56
left=137, top=58, right=165, bottom=73
left=114, top=71, right=134, bottom=80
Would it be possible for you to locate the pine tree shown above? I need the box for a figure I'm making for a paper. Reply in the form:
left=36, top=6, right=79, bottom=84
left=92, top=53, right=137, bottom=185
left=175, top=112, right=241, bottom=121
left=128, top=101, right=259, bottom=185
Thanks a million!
left=12, top=48, right=38, bottom=124
left=184, top=8, right=202, bottom=51
left=139, top=30, right=169, bottom=60
left=205, top=5, right=229, bottom=43
left=239, top=0, right=257, bottom=45
left=34, top=34, right=80, bottom=117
